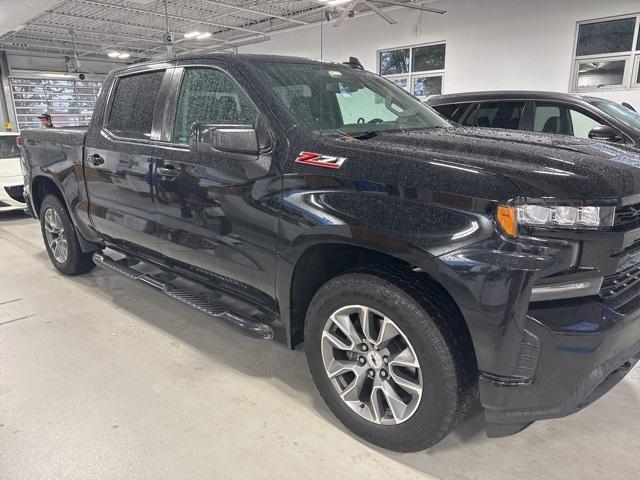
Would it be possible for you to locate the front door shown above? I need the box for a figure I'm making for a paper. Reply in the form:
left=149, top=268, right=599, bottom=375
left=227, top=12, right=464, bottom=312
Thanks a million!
left=85, top=68, right=168, bottom=255
left=153, top=65, right=280, bottom=310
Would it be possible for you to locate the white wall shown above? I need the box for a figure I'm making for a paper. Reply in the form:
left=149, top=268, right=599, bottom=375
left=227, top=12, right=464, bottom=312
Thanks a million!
left=239, top=0, right=640, bottom=109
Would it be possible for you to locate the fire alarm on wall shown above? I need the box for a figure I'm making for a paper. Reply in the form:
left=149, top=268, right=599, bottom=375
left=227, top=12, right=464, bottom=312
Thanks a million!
left=348, top=10, right=355, bottom=18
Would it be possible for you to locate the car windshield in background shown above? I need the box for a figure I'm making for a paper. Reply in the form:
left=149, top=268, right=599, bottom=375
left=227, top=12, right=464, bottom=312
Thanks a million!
left=590, top=99, right=640, bottom=134
left=0, top=136, right=20, bottom=157
left=258, top=62, right=450, bottom=137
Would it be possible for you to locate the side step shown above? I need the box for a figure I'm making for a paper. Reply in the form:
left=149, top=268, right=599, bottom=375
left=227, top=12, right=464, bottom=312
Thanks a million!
left=93, top=252, right=274, bottom=340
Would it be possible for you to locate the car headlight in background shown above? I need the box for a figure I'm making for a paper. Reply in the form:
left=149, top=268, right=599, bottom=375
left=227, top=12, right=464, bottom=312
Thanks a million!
left=496, top=204, right=615, bottom=236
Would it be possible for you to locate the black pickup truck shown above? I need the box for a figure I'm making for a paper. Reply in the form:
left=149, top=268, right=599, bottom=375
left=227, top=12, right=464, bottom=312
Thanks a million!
left=19, top=53, right=640, bottom=452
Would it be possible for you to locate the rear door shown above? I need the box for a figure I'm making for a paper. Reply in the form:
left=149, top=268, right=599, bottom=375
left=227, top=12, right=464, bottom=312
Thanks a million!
left=152, top=63, right=280, bottom=310
left=85, top=66, right=171, bottom=255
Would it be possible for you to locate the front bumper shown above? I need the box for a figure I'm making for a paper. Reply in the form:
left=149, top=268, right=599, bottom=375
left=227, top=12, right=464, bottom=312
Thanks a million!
left=481, top=295, right=640, bottom=436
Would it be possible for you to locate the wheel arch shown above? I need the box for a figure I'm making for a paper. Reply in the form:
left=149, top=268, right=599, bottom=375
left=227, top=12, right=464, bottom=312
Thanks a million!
left=280, top=238, right=480, bottom=371
left=31, top=174, right=101, bottom=253
left=31, top=175, right=66, bottom=218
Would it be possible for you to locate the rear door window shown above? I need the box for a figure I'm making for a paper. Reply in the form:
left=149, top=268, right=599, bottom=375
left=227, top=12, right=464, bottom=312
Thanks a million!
left=107, top=70, right=165, bottom=140
left=433, top=103, right=472, bottom=122
left=472, top=102, right=525, bottom=129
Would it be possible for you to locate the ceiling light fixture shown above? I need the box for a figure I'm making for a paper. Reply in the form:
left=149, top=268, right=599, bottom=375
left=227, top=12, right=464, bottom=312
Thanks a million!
left=118, top=53, right=131, bottom=59
left=196, top=32, right=212, bottom=40
left=107, top=51, right=120, bottom=58
left=184, top=31, right=201, bottom=38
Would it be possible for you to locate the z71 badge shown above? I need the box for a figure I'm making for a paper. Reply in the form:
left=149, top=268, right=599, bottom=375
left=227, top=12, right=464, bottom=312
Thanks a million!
left=295, top=152, right=347, bottom=169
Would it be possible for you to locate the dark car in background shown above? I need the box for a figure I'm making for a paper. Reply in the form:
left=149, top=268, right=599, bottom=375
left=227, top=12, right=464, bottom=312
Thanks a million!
left=427, top=91, right=640, bottom=148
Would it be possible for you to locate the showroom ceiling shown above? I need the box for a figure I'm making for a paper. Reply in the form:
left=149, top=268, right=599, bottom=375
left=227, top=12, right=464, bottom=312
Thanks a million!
left=0, top=0, right=423, bottom=62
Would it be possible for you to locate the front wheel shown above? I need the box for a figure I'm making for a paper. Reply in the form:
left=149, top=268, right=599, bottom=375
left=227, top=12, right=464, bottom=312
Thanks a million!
left=40, top=194, right=95, bottom=275
left=304, top=270, right=477, bottom=452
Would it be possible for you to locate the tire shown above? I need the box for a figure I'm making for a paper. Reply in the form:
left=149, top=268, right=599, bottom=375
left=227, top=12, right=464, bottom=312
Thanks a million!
left=40, top=194, right=95, bottom=276
left=304, top=268, right=477, bottom=452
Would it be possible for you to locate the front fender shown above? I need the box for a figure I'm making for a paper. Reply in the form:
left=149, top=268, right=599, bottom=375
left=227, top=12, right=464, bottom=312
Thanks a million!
left=276, top=173, right=496, bottom=342
left=276, top=174, right=575, bottom=377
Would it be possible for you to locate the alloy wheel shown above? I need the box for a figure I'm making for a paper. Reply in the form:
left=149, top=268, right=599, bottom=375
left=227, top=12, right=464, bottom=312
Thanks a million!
left=44, top=208, right=68, bottom=264
left=321, top=305, right=423, bottom=425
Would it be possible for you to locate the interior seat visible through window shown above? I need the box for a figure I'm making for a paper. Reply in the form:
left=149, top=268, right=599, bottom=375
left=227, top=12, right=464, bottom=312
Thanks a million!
left=173, top=67, right=258, bottom=144
left=466, top=102, right=525, bottom=130
left=532, top=102, right=605, bottom=138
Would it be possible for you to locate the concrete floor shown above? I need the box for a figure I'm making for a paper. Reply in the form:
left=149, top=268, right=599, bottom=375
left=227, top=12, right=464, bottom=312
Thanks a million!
left=1, top=212, right=639, bottom=480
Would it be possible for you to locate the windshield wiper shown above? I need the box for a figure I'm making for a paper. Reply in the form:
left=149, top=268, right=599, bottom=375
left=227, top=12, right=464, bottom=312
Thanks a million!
left=350, top=131, right=379, bottom=140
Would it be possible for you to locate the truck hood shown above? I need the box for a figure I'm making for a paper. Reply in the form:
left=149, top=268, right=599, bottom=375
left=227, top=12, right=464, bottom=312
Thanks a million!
left=366, top=127, right=640, bottom=202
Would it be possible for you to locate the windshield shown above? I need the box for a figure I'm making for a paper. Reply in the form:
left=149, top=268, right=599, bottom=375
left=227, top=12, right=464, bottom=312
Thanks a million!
left=589, top=99, right=640, bottom=134
left=258, top=62, right=450, bottom=137
left=0, top=136, right=19, bottom=157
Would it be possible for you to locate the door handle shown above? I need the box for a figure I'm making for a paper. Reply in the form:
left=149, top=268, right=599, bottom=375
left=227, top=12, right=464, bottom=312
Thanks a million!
left=88, top=154, right=105, bottom=166
left=157, top=165, right=181, bottom=178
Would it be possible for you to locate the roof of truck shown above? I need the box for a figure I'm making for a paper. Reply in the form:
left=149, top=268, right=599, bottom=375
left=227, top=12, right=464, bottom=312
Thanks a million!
left=113, top=52, right=356, bottom=75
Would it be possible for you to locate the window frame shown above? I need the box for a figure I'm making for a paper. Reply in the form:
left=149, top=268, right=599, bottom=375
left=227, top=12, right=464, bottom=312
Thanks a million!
left=571, top=13, right=640, bottom=93
left=633, top=53, right=640, bottom=88
left=377, top=40, right=446, bottom=100
left=102, top=65, right=170, bottom=144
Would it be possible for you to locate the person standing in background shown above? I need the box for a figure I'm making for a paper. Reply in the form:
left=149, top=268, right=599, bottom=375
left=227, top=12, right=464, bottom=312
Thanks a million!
left=37, top=113, right=54, bottom=128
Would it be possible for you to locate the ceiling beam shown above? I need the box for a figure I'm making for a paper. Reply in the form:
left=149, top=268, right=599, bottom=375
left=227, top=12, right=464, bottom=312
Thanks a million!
left=200, top=0, right=308, bottom=25
left=46, top=11, right=169, bottom=33
left=3, top=33, right=127, bottom=52
left=73, top=0, right=267, bottom=37
left=27, top=24, right=165, bottom=44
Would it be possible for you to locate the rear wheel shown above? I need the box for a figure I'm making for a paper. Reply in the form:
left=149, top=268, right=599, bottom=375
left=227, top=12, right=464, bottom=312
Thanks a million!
left=40, top=194, right=95, bottom=275
left=304, top=269, right=477, bottom=452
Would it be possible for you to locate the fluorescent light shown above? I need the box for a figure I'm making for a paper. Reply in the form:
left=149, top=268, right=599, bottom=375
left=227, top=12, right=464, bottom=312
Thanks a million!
left=118, top=53, right=131, bottom=59
left=196, top=32, right=212, bottom=40
left=320, top=0, right=352, bottom=5
left=184, top=31, right=201, bottom=38
left=42, top=73, right=74, bottom=78
left=108, top=51, right=120, bottom=58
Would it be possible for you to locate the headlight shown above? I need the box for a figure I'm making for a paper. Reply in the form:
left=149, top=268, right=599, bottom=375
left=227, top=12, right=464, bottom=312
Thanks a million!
left=496, top=204, right=615, bottom=236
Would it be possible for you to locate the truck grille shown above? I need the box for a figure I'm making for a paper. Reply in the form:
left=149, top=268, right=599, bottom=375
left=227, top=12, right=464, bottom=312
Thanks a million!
left=614, top=204, right=640, bottom=227
left=601, top=264, right=640, bottom=301
left=4, top=185, right=24, bottom=203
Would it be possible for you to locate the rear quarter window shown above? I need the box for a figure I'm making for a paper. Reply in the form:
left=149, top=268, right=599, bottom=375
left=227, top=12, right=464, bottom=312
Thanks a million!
left=106, top=70, right=165, bottom=140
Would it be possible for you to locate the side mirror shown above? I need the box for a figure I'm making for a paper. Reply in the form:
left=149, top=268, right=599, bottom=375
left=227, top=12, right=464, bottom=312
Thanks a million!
left=189, top=124, right=259, bottom=156
left=588, top=125, right=622, bottom=143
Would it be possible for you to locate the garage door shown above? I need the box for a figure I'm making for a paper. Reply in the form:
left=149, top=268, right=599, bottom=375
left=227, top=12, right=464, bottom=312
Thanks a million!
left=9, top=76, right=103, bottom=130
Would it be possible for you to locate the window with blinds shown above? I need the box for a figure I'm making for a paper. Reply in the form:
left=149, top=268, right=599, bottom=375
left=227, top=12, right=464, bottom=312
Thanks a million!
left=10, top=76, right=103, bottom=130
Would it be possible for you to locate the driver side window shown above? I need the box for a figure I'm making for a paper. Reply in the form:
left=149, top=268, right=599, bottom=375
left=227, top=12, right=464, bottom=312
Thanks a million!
left=335, top=86, right=399, bottom=125
left=173, top=67, right=258, bottom=144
